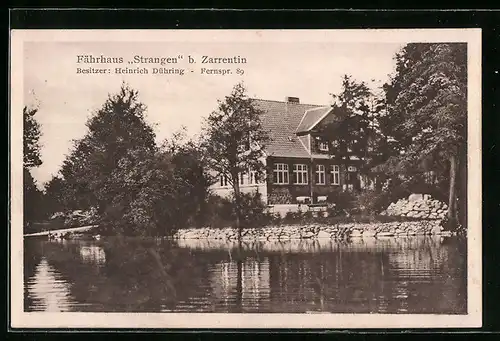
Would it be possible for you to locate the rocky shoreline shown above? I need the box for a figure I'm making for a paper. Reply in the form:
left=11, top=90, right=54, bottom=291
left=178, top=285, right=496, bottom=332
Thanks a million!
left=174, top=220, right=453, bottom=241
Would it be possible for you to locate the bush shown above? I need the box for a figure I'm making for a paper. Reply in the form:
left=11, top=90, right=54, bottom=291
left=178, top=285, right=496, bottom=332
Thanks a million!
left=62, top=207, right=100, bottom=228
left=283, top=211, right=304, bottom=223
left=327, top=188, right=357, bottom=216
left=202, top=191, right=269, bottom=229
left=354, top=190, right=390, bottom=215
left=440, top=215, right=465, bottom=234
left=238, top=191, right=267, bottom=226
left=326, top=203, right=344, bottom=217
left=302, top=210, right=314, bottom=221
left=315, top=210, right=329, bottom=223
left=201, top=194, right=234, bottom=229
left=270, top=212, right=283, bottom=225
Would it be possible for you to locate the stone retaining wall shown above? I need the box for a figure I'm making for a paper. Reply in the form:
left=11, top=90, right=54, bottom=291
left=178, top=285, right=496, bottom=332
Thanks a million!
left=174, top=220, right=452, bottom=241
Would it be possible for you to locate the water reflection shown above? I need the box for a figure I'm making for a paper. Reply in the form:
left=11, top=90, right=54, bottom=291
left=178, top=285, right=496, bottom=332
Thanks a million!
left=205, top=258, right=271, bottom=312
left=176, top=236, right=449, bottom=254
left=25, top=258, right=76, bottom=312
left=79, top=245, right=106, bottom=266
left=24, top=235, right=467, bottom=314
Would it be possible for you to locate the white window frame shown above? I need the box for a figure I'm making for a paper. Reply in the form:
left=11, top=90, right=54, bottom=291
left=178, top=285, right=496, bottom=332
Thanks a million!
left=249, top=170, right=257, bottom=184
left=220, top=174, right=229, bottom=187
left=319, top=141, right=329, bottom=151
left=273, top=163, right=289, bottom=184
left=315, top=164, right=326, bottom=185
left=293, top=164, right=308, bottom=185
left=330, top=165, right=340, bottom=185
left=424, top=170, right=437, bottom=184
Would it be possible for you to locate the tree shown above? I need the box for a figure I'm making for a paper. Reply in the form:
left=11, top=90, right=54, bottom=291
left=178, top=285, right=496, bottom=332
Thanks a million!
left=23, top=105, right=44, bottom=228
left=23, top=106, right=42, bottom=168
left=44, top=176, right=66, bottom=215
left=382, top=43, right=467, bottom=228
left=48, top=83, right=209, bottom=236
left=317, top=75, right=384, bottom=190
left=101, top=148, right=194, bottom=236
left=23, top=168, right=44, bottom=230
left=201, top=83, right=270, bottom=241
left=162, top=127, right=212, bottom=228
left=57, top=82, right=157, bottom=214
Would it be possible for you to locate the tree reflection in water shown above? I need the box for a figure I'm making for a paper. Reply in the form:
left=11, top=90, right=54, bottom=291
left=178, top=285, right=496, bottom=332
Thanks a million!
left=24, top=235, right=467, bottom=314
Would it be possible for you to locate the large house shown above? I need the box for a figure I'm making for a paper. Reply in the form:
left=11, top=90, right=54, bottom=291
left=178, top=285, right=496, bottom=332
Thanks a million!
left=211, top=96, right=367, bottom=205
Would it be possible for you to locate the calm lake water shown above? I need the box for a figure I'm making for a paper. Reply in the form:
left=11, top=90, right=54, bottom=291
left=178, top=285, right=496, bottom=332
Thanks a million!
left=24, top=235, right=467, bottom=314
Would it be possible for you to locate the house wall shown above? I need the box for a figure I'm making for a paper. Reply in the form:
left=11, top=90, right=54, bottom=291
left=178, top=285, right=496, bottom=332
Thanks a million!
left=209, top=157, right=364, bottom=205
left=211, top=183, right=268, bottom=203
left=209, top=157, right=269, bottom=204
left=266, top=156, right=361, bottom=204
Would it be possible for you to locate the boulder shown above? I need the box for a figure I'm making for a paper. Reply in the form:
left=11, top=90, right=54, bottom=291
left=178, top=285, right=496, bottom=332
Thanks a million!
left=183, top=231, right=200, bottom=239
left=317, top=230, right=331, bottom=239
left=302, top=231, right=315, bottom=239
left=363, top=230, right=377, bottom=237
left=350, top=229, right=363, bottom=237
left=377, top=231, right=395, bottom=237
left=408, top=193, right=423, bottom=202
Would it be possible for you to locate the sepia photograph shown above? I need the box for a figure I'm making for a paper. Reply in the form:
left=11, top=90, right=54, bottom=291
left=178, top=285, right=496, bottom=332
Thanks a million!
left=10, top=29, right=482, bottom=329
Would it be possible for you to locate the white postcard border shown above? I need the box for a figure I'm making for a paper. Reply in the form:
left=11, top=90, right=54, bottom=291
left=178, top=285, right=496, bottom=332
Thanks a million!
left=10, top=28, right=482, bottom=329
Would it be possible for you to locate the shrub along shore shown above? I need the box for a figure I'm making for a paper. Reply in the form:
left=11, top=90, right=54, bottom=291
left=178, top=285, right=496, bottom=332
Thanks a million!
left=34, top=203, right=459, bottom=241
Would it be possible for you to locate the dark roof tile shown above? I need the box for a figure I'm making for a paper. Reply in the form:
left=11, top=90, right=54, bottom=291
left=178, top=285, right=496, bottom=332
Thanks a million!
left=251, top=99, right=324, bottom=158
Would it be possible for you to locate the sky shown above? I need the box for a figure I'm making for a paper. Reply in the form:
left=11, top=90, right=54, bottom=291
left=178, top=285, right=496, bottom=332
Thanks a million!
left=23, top=40, right=403, bottom=187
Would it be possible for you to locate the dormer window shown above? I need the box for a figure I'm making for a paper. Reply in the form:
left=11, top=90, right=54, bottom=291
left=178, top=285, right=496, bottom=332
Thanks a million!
left=319, top=141, right=329, bottom=151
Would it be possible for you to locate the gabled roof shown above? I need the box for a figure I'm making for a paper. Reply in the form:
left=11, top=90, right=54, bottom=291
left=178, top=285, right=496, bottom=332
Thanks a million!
left=295, top=106, right=334, bottom=135
left=251, top=99, right=325, bottom=158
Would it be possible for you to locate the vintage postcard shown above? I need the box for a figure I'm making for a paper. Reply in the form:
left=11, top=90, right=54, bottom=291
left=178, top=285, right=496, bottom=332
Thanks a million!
left=10, top=29, right=482, bottom=329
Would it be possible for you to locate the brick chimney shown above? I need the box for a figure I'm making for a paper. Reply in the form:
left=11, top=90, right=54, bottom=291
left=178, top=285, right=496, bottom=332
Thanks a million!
left=285, top=96, right=300, bottom=103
